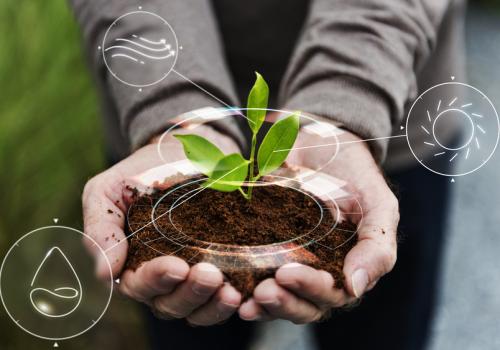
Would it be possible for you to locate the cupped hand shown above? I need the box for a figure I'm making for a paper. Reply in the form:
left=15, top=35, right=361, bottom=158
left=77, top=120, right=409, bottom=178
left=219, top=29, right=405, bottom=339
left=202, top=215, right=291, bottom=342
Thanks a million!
left=82, top=124, right=243, bottom=325
left=239, top=126, right=399, bottom=323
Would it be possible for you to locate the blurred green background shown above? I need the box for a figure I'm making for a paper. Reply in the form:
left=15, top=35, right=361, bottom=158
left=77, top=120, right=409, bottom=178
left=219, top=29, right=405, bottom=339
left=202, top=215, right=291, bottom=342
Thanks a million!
left=0, top=0, right=146, bottom=348
left=1, top=0, right=499, bottom=349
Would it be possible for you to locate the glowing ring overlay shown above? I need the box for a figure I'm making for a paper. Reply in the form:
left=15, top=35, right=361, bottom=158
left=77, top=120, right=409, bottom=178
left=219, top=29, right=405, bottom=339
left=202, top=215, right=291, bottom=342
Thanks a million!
left=156, top=107, right=341, bottom=177
left=0, top=226, right=114, bottom=341
left=102, top=10, right=179, bottom=87
left=157, top=177, right=333, bottom=249
left=127, top=172, right=362, bottom=269
left=406, top=82, right=500, bottom=177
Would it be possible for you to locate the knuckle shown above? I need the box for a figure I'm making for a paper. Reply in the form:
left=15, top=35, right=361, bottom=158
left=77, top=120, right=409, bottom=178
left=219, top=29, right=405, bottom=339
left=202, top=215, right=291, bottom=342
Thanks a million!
left=178, top=294, right=203, bottom=311
left=291, top=309, right=322, bottom=325
left=118, top=274, right=147, bottom=303
left=83, top=176, right=99, bottom=198
left=118, top=280, right=138, bottom=300
left=327, top=297, right=346, bottom=309
left=306, top=286, right=324, bottom=302
left=277, top=293, right=295, bottom=315
left=145, top=263, right=169, bottom=282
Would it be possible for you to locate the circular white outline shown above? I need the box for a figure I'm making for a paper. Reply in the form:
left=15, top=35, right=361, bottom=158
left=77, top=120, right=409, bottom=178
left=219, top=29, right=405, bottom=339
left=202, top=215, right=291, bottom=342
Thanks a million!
left=157, top=108, right=341, bottom=175
left=0, top=225, right=114, bottom=341
left=406, top=82, right=500, bottom=177
left=158, top=178, right=331, bottom=250
left=102, top=10, right=179, bottom=88
left=432, top=108, right=475, bottom=151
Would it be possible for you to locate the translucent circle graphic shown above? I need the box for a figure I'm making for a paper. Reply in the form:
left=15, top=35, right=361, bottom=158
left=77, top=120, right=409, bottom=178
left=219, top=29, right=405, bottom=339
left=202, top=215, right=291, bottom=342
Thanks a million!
left=0, top=226, right=113, bottom=341
left=102, top=10, right=179, bottom=87
left=406, top=82, right=500, bottom=176
left=127, top=168, right=362, bottom=270
left=156, top=107, right=341, bottom=176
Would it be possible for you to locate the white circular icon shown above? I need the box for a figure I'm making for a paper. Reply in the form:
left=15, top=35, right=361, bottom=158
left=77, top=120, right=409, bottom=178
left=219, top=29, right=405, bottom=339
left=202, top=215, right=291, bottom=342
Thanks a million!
left=406, top=82, right=499, bottom=176
left=0, top=226, right=113, bottom=341
left=102, top=10, right=179, bottom=87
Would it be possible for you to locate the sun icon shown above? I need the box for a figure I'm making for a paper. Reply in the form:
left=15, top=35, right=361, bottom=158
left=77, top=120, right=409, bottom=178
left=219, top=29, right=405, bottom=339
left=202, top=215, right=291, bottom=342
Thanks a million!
left=421, top=98, right=486, bottom=162
left=406, top=81, right=499, bottom=177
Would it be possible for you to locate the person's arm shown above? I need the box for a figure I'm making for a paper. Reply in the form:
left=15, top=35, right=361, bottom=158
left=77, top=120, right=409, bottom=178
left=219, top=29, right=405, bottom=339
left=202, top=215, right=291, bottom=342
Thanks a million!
left=71, top=0, right=244, bottom=325
left=70, top=0, right=239, bottom=149
left=240, top=0, right=454, bottom=322
left=279, top=0, right=453, bottom=162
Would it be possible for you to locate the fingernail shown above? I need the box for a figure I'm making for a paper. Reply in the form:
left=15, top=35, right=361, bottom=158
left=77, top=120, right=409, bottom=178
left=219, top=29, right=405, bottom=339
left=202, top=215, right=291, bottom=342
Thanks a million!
left=192, top=265, right=221, bottom=295
left=259, top=298, right=281, bottom=307
left=281, top=263, right=303, bottom=269
left=352, top=269, right=369, bottom=298
left=216, top=302, right=239, bottom=313
left=241, top=314, right=262, bottom=321
left=162, top=271, right=185, bottom=282
left=193, top=264, right=221, bottom=292
left=197, top=263, right=220, bottom=278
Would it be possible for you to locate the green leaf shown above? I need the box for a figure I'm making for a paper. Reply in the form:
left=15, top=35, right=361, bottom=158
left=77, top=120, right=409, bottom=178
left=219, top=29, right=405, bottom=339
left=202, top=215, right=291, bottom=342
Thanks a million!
left=204, top=153, right=249, bottom=192
left=247, top=72, right=269, bottom=134
left=257, top=112, right=300, bottom=176
left=174, top=134, right=225, bottom=176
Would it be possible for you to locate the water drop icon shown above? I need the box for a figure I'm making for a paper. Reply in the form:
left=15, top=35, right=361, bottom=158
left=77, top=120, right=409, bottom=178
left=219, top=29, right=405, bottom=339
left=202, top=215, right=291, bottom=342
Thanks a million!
left=29, top=247, right=82, bottom=318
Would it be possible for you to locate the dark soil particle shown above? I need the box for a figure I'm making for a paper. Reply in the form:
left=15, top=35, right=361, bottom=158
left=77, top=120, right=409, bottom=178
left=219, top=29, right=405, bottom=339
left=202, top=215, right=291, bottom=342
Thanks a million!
left=125, top=180, right=357, bottom=299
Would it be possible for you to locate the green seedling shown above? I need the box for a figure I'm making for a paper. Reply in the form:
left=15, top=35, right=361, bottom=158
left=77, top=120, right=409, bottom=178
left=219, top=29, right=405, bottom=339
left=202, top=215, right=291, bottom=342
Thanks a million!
left=174, top=73, right=299, bottom=200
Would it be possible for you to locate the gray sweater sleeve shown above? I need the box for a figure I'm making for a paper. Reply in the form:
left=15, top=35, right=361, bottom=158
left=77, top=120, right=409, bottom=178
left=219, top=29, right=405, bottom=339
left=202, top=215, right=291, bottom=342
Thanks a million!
left=69, top=0, right=239, bottom=150
left=279, top=0, right=452, bottom=162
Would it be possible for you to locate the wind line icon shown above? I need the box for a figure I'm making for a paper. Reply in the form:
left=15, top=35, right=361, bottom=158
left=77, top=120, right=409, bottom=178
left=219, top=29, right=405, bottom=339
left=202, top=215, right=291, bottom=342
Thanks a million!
left=105, top=34, right=176, bottom=66
left=29, top=247, right=82, bottom=318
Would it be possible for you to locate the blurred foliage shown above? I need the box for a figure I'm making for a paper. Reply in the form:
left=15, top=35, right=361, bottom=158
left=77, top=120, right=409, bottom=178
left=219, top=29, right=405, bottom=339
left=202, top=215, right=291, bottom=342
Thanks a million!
left=0, top=1, right=103, bottom=243
left=0, top=0, right=146, bottom=349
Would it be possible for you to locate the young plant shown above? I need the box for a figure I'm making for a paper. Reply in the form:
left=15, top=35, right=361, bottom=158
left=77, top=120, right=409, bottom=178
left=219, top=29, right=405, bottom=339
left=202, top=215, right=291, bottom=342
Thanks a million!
left=174, top=72, right=299, bottom=200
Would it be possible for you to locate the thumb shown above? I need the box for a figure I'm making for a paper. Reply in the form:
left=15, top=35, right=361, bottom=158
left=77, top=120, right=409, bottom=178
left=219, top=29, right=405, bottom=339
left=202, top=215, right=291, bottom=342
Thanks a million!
left=343, top=197, right=399, bottom=298
left=82, top=169, right=129, bottom=280
left=343, top=237, right=397, bottom=298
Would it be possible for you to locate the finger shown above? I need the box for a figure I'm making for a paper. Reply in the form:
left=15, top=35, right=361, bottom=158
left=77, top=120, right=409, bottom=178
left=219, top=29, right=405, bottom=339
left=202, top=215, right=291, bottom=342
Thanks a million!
left=253, top=278, right=322, bottom=324
left=342, top=188, right=399, bottom=298
left=152, top=263, right=223, bottom=319
left=239, top=298, right=274, bottom=322
left=119, top=256, right=189, bottom=303
left=186, top=283, right=241, bottom=326
left=275, top=264, right=354, bottom=308
left=82, top=169, right=129, bottom=280
left=343, top=238, right=397, bottom=298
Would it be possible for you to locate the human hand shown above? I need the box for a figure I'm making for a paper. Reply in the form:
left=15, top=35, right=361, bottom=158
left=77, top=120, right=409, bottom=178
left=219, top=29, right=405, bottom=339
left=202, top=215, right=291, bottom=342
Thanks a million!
left=82, top=124, right=243, bottom=325
left=239, top=126, right=399, bottom=323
